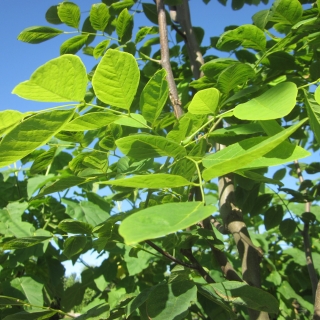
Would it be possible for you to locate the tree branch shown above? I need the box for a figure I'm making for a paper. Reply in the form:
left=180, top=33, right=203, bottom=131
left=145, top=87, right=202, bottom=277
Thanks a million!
left=217, top=146, right=268, bottom=320
left=294, top=160, right=318, bottom=301
left=314, top=281, right=320, bottom=320
left=180, top=248, right=215, bottom=283
left=145, top=240, right=196, bottom=269
left=156, top=0, right=183, bottom=119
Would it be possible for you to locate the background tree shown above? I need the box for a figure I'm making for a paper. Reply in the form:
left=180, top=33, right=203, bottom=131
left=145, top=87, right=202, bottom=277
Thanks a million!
left=0, top=0, right=320, bottom=319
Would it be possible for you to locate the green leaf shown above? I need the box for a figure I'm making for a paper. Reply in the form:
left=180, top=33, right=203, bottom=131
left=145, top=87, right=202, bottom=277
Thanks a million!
left=135, top=26, right=158, bottom=44
left=116, top=134, right=187, bottom=159
left=0, top=110, right=24, bottom=136
left=140, top=69, right=168, bottom=124
left=0, top=109, right=74, bottom=168
left=217, top=63, right=255, bottom=94
left=264, top=205, right=284, bottom=230
left=1, top=237, right=51, bottom=250
left=279, top=218, right=296, bottom=237
left=188, top=88, right=220, bottom=115
left=114, top=114, right=149, bottom=128
left=202, top=119, right=307, bottom=180
left=268, top=0, right=302, bottom=26
left=90, top=3, right=110, bottom=31
left=30, top=148, right=57, bottom=175
left=93, top=39, right=110, bottom=59
left=216, top=25, right=266, bottom=52
left=0, top=296, right=25, bottom=306
left=236, top=170, right=283, bottom=186
left=200, top=58, right=237, bottom=79
left=99, top=174, right=193, bottom=188
left=305, top=93, right=320, bottom=145
left=119, top=202, right=213, bottom=244
left=252, top=9, right=270, bottom=30
left=204, top=281, right=279, bottom=313
left=63, top=236, right=87, bottom=258
left=12, top=55, right=87, bottom=102
left=57, top=1, right=81, bottom=29
left=35, top=176, right=88, bottom=198
left=234, top=82, right=297, bottom=120
left=110, top=0, right=135, bottom=11
left=17, top=26, right=63, bottom=44
left=92, top=49, right=140, bottom=110
left=10, top=277, right=43, bottom=306
left=45, top=5, right=62, bottom=25
left=63, top=112, right=120, bottom=131
left=63, top=200, right=110, bottom=226
left=116, top=9, right=133, bottom=42
left=60, top=34, right=89, bottom=55
left=145, top=281, right=197, bottom=320
left=3, top=310, right=57, bottom=320
left=59, top=219, right=93, bottom=234
left=142, top=3, right=159, bottom=25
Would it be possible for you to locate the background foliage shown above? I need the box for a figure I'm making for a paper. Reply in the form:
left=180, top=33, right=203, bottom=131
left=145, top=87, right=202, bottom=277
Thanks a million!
left=0, top=0, right=320, bottom=319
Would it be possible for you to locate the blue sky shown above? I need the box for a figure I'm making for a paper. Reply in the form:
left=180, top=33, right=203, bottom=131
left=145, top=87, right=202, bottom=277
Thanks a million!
left=1, top=1, right=319, bottom=276
left=0, top=0, right=271, bottom=113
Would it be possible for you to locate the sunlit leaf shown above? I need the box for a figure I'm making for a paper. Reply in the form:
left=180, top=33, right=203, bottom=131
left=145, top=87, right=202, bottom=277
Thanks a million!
left=234, top=82, right=297, bottom=120
left=116, top=8, right=133, bottom=42
left=305, top=92, right=320, bottom=145
left=0, top=109, right=74, bottom=168
left=0, top=110, right=25, bottom=136
left=12, top=55, right=87, bottom=102
left=116, top=134, right=187, bottom=159
left=140, top=69, right=168, bottom=124
left=17, top=26, right=63, bottom=44
left=60, top=34, right=89, bottom=55
left=119, top=202, right=213, bottom=244
left=188, top=88, right=220, bottom=115
left=92, top=49, right=140, bottom=110
left=57, top=1, right=81, bottom=29
left=63, top=112, right=120, bottom=131
left=202, top=119, right=307, bottom=180
left=99, top=174, right=193, bottom=188
left=90, top=3, right=110, bottom=31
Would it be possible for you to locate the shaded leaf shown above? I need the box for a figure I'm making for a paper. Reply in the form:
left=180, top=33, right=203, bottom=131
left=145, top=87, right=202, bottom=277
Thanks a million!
left=216, top=25, right=266, bottom=51
left=119, top=202, right=213, bottom=244
left=1, top=237, right=51, bottom=250
left=93, top=39, right=110, bottom=59
left=63, top=236, right=87, bottom=258
left=45, top=5, right=62, bottom=25
left=279, top=219, right=296, bottom=237
left=305, top=92, right=320, bottom=145
left=3, top=310, right=56, bottom=320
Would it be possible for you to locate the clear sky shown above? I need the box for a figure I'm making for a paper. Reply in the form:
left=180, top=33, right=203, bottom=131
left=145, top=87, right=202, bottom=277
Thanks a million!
left=1, top=1, right=318, bottom=276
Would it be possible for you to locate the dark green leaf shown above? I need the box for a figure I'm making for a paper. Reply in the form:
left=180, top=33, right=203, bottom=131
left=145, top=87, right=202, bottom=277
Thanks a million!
left=63, top=236, right=87, bottom=258
left=58, top=219, right=93, bottom=234
left=1, top=237, right=51, bottom=250
left=279, top=219, right=296, bottom=237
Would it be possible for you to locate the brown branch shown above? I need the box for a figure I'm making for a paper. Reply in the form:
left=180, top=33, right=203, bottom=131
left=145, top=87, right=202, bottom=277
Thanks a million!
left=156, top=0, right=183, bottom=119
left=294, top=160, right=318, bottom=301
left=314, top=281, right=320, bottom=320
left=170, top=1, right=204, bottom=79
left=145, top=240, right=196, bottom=269
left=217, top=145, right=269, bottom=320
left=180, top=248, right=215, bottom=283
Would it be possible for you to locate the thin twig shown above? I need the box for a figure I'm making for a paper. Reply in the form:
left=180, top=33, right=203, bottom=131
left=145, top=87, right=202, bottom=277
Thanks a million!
left=180, top=248, right=215, bottom=283
left=156, top=0, right=183, bottom=119
left=294, top=160, right=318, bottom=301
left=145, top=240, right=196, bottom=269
